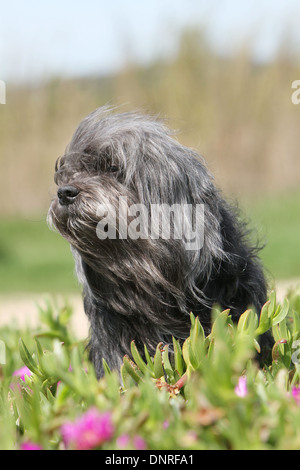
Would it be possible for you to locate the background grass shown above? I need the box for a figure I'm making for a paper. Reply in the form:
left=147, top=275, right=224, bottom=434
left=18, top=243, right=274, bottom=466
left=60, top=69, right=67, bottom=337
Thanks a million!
left=0, top=217, right=78, bottom=293
left=245, top=190, right=300, bottom=282
left=0, top=190, right=299, bottom=294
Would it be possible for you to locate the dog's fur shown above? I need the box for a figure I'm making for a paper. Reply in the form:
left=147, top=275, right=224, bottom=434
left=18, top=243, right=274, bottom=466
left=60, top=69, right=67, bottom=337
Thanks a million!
left=48, top=107, right=270, bottom=378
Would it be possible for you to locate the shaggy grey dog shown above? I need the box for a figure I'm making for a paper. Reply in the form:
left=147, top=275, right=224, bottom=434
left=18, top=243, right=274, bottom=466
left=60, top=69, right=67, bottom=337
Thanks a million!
left=48, top=107, right=270, bottom=378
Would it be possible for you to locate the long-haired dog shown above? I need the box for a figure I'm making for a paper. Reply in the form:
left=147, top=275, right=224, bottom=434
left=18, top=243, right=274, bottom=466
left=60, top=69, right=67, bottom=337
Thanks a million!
left=48, top=107, right=271, bottom=378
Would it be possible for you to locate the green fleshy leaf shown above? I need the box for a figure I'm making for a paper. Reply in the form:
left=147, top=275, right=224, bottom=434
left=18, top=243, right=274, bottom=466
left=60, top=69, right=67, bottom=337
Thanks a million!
left=19, top=338, right=42, bottom=377
left=172, top=337, right=184, bottom=376
left=255, top=301, right=271, bottom=336
left=131, top=341, right=150, bottom=375
left=271, top=298, right=289, bottom=326
left=123, top=355, right=144, bottom=384
left=153, top=343, right=164, bottom=378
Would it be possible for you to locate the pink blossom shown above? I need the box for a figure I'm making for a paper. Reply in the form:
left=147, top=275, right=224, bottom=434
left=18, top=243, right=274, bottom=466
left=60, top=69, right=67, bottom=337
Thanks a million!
left=13, top=366, right=32, bottom=382
left=61, top=408, right=114, bottom=450
left=116, top=434, right=130, bottom=448
left=116, top=434, right=147, bottom=450
left=20, top=441, right=43, bottom=450
left=292, top=386, right=300, bottom=404
left=133, top=435, right=147, bottom=450
left=11, top=366, right=33, bottom=392
left=234, top=376, right=248, bottom=398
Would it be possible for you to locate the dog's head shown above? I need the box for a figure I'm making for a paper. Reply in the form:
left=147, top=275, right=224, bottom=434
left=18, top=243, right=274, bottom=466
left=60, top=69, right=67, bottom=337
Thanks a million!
left=50, top=108, right=174, bottom=229
left=48, top=107, right=224, bottom=303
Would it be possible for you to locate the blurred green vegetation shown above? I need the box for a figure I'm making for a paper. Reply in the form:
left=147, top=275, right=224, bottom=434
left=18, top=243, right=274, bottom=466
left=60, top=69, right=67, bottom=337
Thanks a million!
left=0, top=217, right=78, bottom=293
left=2, top=290, right=300, bottom=449
left=0, top=28, right=299, bottom=292
left=245, top=190, right=300, bottom=281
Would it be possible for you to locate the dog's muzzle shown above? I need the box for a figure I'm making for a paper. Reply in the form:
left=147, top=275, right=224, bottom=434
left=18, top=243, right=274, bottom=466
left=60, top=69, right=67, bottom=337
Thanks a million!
left=57, top=186, right=80, bottom=206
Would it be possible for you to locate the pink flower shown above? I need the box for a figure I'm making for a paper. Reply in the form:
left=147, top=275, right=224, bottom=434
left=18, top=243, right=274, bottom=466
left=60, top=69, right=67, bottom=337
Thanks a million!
left=13, top=366, right=32, bottom=382
left=133, top=435, right=147, bottom=450
left=116, top=434, right=147, bottom=450
left=20, top=441, right=43, bottom=450
left=234, top=376, right=248, bottom=397
left=116, top=434, right=130, bottom=448
left=61, top=408, right=114, bottom=450
left=11, top=366, right=33, bottom=392
left=292, top=386, right=300, bottom=404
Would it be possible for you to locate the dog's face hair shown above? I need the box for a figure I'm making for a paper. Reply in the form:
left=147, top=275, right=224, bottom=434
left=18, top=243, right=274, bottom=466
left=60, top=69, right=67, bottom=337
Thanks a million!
left=48, top=107, right=270, bottom=377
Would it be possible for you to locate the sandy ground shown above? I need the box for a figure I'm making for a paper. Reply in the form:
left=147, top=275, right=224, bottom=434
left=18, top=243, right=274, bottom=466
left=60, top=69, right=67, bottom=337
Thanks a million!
left=0, top=292, right=89, bottom=339
left=0, top=279, right=299, bottom=339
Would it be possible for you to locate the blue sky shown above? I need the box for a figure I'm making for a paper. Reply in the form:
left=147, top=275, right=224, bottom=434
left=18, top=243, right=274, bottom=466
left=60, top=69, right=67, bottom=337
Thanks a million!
left=1, top=0, right=300, bottom=83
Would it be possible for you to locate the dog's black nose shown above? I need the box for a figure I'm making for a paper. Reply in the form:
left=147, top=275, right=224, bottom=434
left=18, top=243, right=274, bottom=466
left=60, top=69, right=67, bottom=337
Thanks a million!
left=57, top=186, right=80, bottom=206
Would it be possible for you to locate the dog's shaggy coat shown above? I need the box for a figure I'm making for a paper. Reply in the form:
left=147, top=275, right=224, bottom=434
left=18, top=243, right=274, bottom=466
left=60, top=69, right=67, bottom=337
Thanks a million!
left=48, top=107, right=269, bottom=377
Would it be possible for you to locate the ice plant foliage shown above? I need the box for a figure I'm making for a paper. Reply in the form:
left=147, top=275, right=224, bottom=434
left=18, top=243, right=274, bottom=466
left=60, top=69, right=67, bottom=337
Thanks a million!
left=2, top=290, right=300, bottom=450
left=61, top=408, right=114, bottom=450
